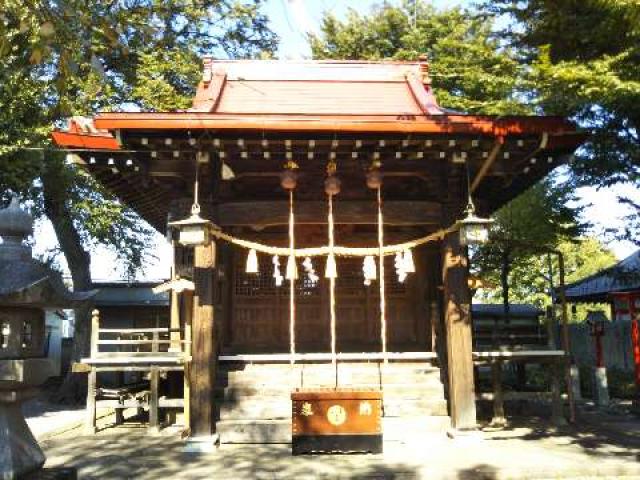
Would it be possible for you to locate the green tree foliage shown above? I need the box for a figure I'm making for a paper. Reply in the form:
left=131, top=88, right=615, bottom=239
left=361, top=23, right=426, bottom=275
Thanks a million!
left=476, top=236, right=616, bottom=316
left=309, top=1, right=530, bottom=115
left=472, top=176, right=588, bottom=312
left=1, top=1, right=277, bottom=276
left=483, top=1, right=640, bottom=229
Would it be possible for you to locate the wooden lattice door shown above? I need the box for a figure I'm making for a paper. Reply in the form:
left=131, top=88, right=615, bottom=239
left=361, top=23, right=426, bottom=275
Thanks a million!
left=227, top=252, right=426, bottom=354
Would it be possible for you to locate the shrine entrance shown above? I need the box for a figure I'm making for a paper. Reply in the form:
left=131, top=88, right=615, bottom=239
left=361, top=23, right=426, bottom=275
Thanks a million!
left=224, top=225, right=432, bottom=354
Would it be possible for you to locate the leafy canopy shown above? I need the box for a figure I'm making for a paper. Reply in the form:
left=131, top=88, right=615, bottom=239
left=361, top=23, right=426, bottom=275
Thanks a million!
left=483, top=1, right=640, bottom=189
left=0, top=0, right=277, bottom=278
left=310, top=1, right=531, bottom=115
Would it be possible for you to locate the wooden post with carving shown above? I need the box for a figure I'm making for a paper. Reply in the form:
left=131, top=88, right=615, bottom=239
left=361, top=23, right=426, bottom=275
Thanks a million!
left=189, top=241, right=216, bottom=438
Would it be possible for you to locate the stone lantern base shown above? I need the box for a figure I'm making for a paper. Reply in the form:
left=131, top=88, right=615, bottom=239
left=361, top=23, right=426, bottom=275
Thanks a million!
left=0, top=388, right=45, bottom=480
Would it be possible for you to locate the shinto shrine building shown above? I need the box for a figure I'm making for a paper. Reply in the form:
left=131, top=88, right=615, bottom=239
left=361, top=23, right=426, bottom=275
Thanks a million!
left=53, top=59, right=586, bottom=447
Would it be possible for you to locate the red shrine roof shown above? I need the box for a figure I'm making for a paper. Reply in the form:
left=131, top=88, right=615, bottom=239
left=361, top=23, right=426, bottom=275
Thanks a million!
left=52, top=58, right=583, bottom=149
left=190, top=59, right=442, bottom=116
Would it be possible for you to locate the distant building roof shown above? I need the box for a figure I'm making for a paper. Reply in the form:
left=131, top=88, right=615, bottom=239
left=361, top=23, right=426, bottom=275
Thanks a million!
left=472, top=304, right=543, bottom=318
left=564, top=250, right=640, bottom=302
left=93, top=281, right=169, bottom=307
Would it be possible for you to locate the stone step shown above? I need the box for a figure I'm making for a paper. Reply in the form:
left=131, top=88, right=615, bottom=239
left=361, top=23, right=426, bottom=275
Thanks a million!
left=215, top=383, right=444, bottom=401
left=216, top=416, right=451, bottom=444
left=216, top=398, right=448, bottom=420
left=216, top=374, right=444, bottom=389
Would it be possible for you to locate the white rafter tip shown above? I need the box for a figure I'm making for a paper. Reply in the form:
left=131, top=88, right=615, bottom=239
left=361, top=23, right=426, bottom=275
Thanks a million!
left=141, top=137, right=148, bottom=145
left=188, top=138, right=197, bottom=146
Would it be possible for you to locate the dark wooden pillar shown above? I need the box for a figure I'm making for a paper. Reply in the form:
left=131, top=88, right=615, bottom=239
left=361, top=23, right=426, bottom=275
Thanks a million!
left=189, top=241, right=216, bottom=438
left=442, top=230, right=477, bottom=429
left=441, top=165, right=477, bottom=430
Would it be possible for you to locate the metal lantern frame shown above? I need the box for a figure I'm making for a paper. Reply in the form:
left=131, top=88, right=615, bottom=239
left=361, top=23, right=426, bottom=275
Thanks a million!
left=456, top=200, right=494, bottom=246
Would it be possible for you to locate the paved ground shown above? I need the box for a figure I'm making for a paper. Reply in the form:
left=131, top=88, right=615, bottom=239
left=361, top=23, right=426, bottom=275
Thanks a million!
left=23, top=397, right=86, bottom=439
left=35, top=413, right=640, bottom=480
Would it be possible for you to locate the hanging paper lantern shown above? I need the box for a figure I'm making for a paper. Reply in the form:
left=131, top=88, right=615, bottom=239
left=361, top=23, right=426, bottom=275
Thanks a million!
left=325, top=254, right=338, bottom=279
left=286, top=255, right=298, bottom=280
left=246, top=249, right=258, bottom=274
left=273, top=255, right=283, bottom=287
left=363, top=255, right=377, bottom=286
left=402, top=249, right=415, bottom=273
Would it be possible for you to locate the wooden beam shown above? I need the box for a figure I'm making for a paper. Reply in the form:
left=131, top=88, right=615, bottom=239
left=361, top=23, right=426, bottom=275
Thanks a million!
left=470, top=137, right=503, bottom=193
left=189, top=241, right=216, bottom=438
left=217, top=201, right=441, bottom=227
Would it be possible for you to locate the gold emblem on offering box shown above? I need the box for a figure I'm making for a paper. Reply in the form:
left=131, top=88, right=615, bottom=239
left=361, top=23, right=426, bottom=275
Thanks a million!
left=300, top=402, right=314, bottom=416
left=326, top=404, right=347, bottom=426
left=359, top=401, right=372, bottom=416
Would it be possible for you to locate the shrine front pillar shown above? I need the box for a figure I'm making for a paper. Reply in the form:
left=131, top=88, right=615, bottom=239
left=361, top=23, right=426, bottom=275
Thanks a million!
left=442, top=231, right=476, bottom=430
left=441, top=168, right=476, bottom=431
left=188, top=240, right=217, bottom=445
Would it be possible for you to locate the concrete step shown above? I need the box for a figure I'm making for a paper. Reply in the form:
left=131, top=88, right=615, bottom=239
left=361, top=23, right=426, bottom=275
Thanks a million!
left=216, top=397, right=448, bottom=420
left=216, top=416, right=451, bottom=444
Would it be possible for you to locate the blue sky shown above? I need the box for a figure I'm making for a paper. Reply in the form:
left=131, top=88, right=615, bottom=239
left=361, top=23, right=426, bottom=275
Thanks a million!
left=32, top=0, right=639, bottom=281
left=263, top=0, right=470, bottom=59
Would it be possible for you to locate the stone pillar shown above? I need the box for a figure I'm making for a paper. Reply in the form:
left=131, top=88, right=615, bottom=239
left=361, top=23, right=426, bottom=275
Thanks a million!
left=593, top=367, right=610, bottom=407
left=570, top=365, right=582, bottom=402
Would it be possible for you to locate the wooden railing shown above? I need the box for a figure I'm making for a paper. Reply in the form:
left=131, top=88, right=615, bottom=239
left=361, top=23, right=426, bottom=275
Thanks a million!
left=81, top=309, right=190, bottom=434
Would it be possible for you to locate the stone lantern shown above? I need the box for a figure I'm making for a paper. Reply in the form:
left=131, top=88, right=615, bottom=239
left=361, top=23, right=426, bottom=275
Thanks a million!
left=0, top=197, right=94, bottom=479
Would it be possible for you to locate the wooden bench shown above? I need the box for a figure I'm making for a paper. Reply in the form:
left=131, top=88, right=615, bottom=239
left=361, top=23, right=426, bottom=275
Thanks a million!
left=80, top=310, right=190, bottom=434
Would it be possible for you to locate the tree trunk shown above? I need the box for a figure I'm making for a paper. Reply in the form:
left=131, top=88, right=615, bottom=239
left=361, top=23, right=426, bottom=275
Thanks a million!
left=42, top=161, right=93, bottom=403
left=501, top=250, right=511, bottom=324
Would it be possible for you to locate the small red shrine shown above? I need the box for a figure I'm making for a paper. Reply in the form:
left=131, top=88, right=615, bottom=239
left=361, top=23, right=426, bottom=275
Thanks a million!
left=53, top=59, right=587, bottom=444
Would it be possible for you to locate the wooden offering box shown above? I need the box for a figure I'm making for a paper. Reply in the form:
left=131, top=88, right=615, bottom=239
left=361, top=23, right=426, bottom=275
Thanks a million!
left=291, top=388, right=383, bottom=454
